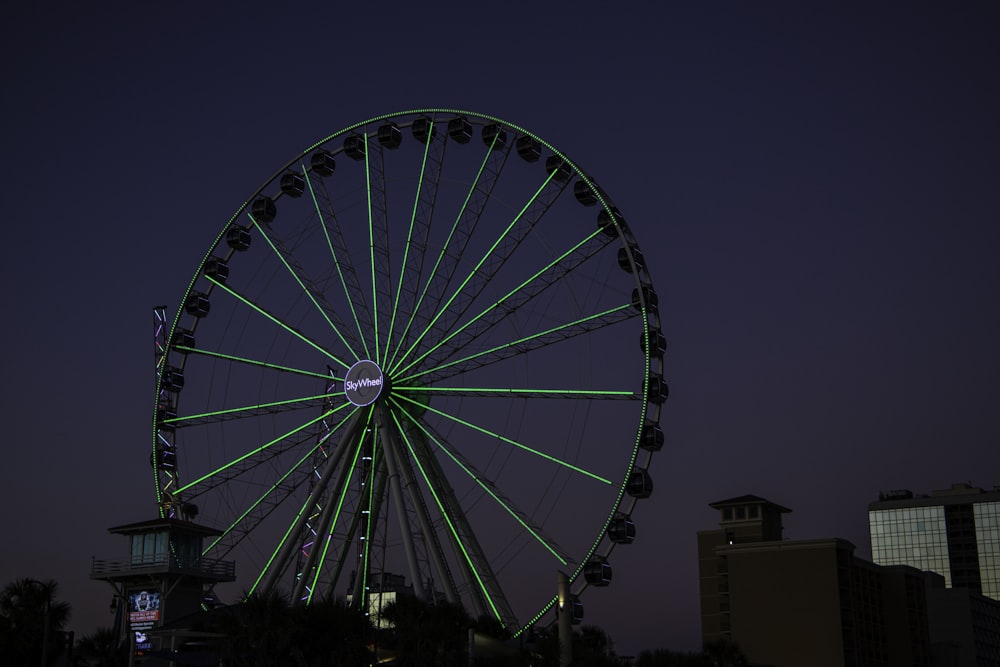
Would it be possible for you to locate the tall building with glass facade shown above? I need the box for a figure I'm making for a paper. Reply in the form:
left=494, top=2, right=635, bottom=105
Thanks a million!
left=868, top=483, right=1000, bottom=601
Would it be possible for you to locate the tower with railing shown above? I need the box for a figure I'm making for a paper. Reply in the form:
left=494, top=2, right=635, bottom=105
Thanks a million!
left=90, top=517, right=236, bottom=658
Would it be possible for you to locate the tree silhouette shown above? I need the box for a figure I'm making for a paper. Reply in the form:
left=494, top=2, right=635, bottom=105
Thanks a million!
left=0, top=578, right=72, bottom=667
left=380, top=595, right=473, bottom=666
left=210, top=589, right=372, bottom=667
left=74, top=627, right=127, bottom=667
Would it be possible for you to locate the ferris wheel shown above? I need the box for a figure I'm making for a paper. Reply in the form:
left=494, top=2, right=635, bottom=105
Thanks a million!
left=151, top=109, right=667, bottom=634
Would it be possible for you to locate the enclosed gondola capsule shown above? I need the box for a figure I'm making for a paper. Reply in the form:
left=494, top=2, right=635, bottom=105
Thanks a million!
left=344, top=134, right=366, bottom=160
left=482, top=123, right=507, bottom=150
left=584, top=557, right=613, bottom=586
left=310, top=150, right=336, bottom=176
left=515, top=135, right=541, bottom=162
left=171, top=329, right=195, bottom=351
left=378, top=122, right=402, bottom=149
left=204, top=257, right=229, bottom=283
left=608, top=514, right=636, bottom=544
left=627, top=468, right=654, bottom=499
left=631, top=285, right=658, bottom=312
left=641, top=422, right=664, bottom=452
left=185, top=292, right=210, bottom=317
left=280, top=173, right=305, bottom=197
left=411, top=117, right=437, bottom=144
left=544, top=155, right=572, bottom=182
left=448, top=117, right=473, bottom=143
left=226, top=225, right=252, bottom=251
left=251, top=196, right=276, bottom=223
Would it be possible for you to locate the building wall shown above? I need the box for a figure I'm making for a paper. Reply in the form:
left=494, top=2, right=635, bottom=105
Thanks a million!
left=877, top=566, right=933, bottom=667
left=697, top=529, right=726, bottom=641
left=720, top=540, right=848, bottom=667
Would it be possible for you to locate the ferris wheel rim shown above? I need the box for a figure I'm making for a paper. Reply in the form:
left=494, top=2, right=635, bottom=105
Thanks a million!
left=151, top=109, right=666, bottom=635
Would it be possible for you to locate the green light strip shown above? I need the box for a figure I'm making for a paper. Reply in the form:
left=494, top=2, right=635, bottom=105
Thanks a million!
left=386, top=133, right=498, bottom=371
left=393, top=393, right=611, bottom=484
left=358, top=421, right=378, bottom=609
left=400, top=303, right=631, bottom=384
left=248, top=407, right=362, bottom=597
left=207, top=276, right=347, bottom=367
left=388, top=408, right=503, bottom=622
left=165, top=392, right=336, bottom=425
left=307, top=414, right=369, bottom=603
left=384, top=120, right=434, bottom=363
left=365, top=134, right=380, bottom=366
left=249, top=491, right=316, bottom=596
left=392, top=227, right=603, bottom=377
left=394, top=386, right=633, bottom=398
left=391, top=397, right=568, bottom=565
left=248, top=212, right=359, bottom=363
left=177, top=407, right=339, bottom=494
left=302, top=164, right=368, bottom=361
left=390, top=166, right=557, bottom=376
left=203, top=425, right=338, bottom=554
left=175, top=346, right=333, bottom=379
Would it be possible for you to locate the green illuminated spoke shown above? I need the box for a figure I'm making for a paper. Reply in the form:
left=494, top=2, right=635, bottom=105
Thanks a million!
left=175, top=346, right=333, bottom=380
left=391, top=227, right=610, bottom=378
left=304, top=424, right=371, bottom=602
left=400, top=304, right=634, bottom=385
left=263, top=410, right=369, bottom=600
left=384, top=121, right=438, bottom=363
left=248, top=491, right=318, bottom=597
left=302, top=165, right=373, bottom=360
left=177, top=406, right=347, bottom=495
left=394, top=386, right=635, bottom=400
left=207, top=276, right=348, bottom=367
left=393, top=393, right=611, bottom=484
left=165, top=392, right=337, bottom=428
left=364, top=134, right=382, bottom=365
left=391, top=168, right=558, bottom=376
left=388, top=409, right=505, bottom=622
left=387, top=133, right=504, bottom=371
left=203, top=412, right=354, bottom=558
left=393, top=398, right=572, bottom=565
left=248, top=212, right=362, bottom=361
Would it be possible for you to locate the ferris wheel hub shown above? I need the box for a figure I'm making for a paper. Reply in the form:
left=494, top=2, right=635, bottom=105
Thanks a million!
left=343, top=359, right=385, bottom=407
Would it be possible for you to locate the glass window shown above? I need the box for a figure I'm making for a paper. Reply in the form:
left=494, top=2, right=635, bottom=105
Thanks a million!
left=869, top=507, right=950, bottom=587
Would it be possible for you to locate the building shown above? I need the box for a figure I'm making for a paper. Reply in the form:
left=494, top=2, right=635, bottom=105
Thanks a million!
left=924, top=574, right=1000, bottom=666
left=91, top=517, right=236, bottom=661
left=698, top=495, right=933, bottom=667
left=868, top=483, right=1000, bottom=601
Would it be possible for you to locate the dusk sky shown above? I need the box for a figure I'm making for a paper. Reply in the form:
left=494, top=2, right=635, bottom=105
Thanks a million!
left=2, top=2, right=998, bottom=657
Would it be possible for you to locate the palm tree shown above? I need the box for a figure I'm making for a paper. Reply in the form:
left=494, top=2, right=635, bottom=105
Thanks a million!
left=0, top=578, right=72, bottom=667
left=210, top=590, right=373, bottom=667
left=215, top=589, right=295, bottom=667
left=380, top=595, right=472, bottom=666
left=286, top=594, right=372, bottom=667
left=702, top=638, right=749, bottom=667
left=74, top=627, right=127, bottom=667
left=574, top=624, right=619, bottom=666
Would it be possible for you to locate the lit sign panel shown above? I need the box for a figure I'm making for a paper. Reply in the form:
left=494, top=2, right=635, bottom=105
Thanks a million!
left=127, top=589, right=161, bottom=653
left=344, top=360, right=384, bottom=406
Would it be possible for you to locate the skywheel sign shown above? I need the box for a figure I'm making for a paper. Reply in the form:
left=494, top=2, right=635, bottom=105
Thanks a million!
left=344, top=359, right=385, bottom=406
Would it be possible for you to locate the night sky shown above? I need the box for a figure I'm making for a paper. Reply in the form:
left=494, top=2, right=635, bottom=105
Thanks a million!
left=2, top=2, right=998, bottom=656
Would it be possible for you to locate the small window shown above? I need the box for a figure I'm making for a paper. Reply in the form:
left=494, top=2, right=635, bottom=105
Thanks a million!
left=748, top=505, right=759, bottom=519
left=723, top=508, right=733, bottom=521
left=735, top=506, right=746, bottom=520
